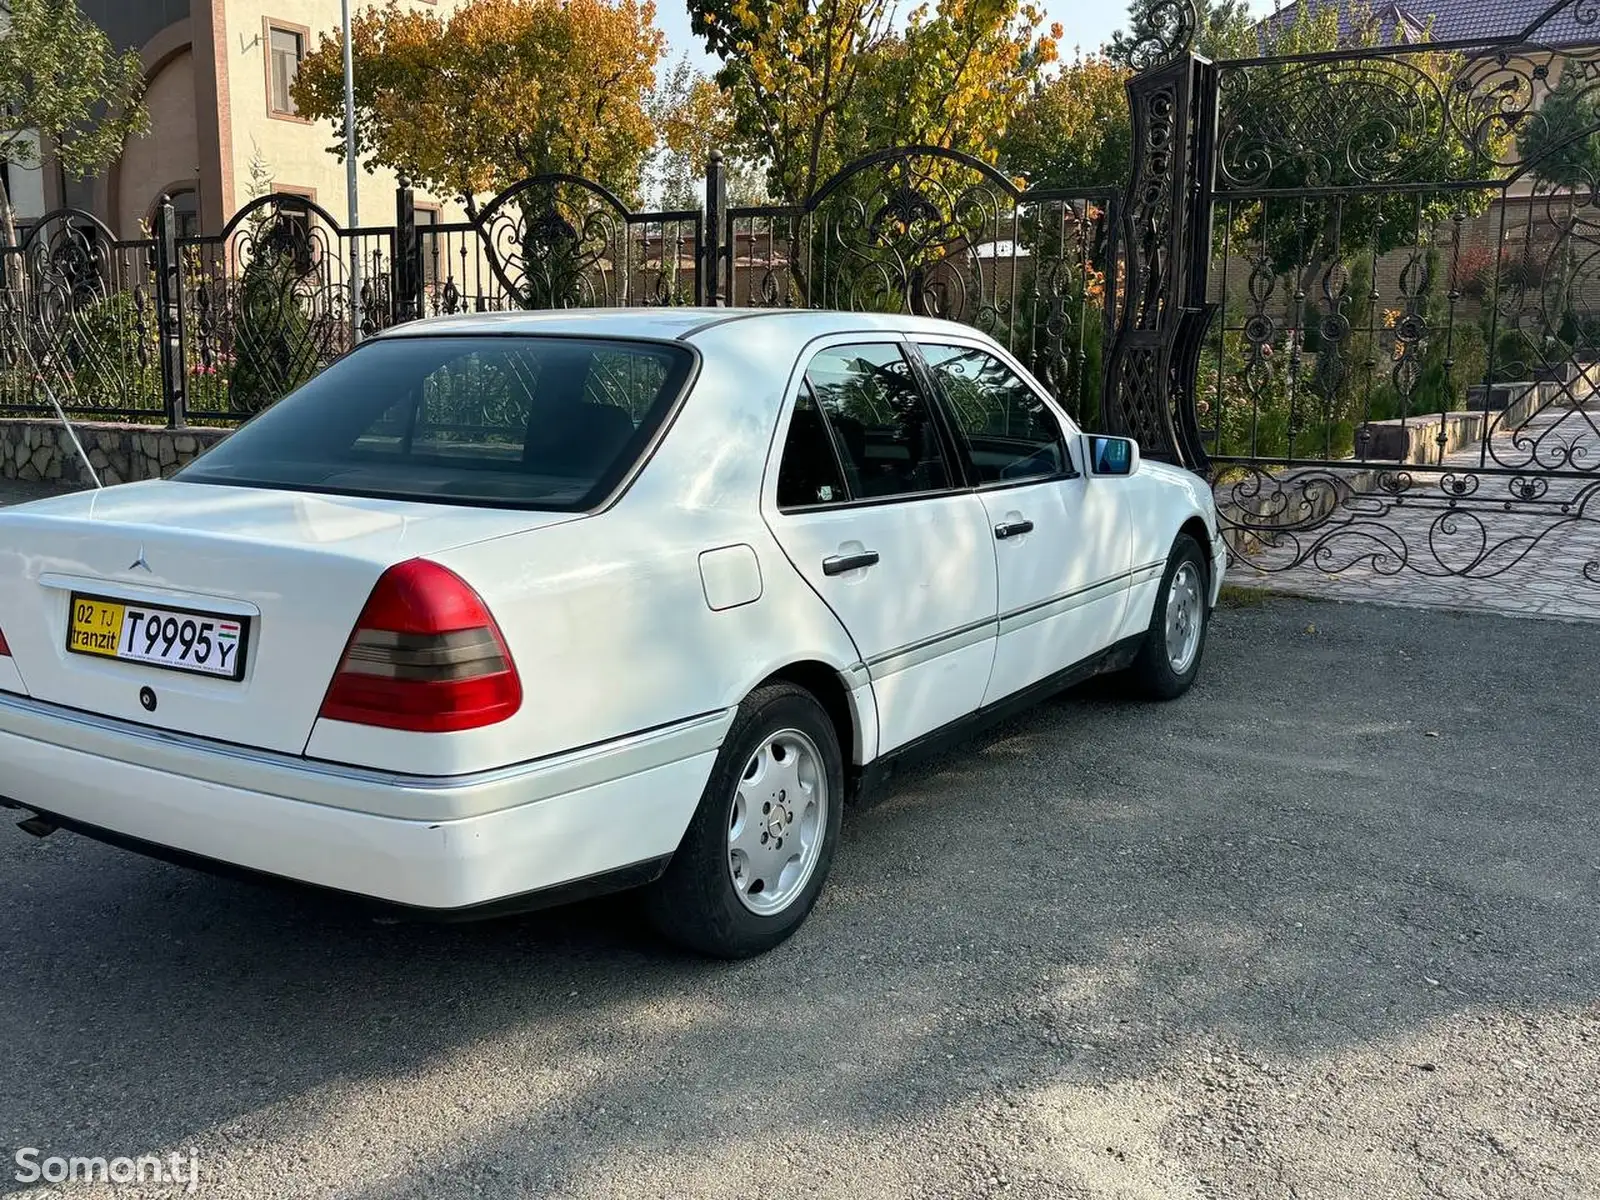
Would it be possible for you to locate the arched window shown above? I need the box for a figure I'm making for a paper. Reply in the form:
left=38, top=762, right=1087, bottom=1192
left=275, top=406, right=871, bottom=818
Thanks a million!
left=149, top=188, right=201, bottom=239
left=169, top=189, right=200, bottom=238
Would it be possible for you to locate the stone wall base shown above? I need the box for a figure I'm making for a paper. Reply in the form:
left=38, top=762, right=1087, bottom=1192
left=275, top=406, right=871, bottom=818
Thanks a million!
left=1357, top=381, right=1543, bottom=466
left=0, top=420, right=230, bottom=488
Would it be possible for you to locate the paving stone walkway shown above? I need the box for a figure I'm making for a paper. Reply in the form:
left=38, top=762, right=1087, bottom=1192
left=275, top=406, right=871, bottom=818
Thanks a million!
left=1218, top=404, right=1600, bottom=622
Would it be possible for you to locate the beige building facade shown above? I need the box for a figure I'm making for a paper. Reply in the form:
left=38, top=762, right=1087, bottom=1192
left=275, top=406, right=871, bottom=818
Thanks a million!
left=60, top=0, right=467, bottom=240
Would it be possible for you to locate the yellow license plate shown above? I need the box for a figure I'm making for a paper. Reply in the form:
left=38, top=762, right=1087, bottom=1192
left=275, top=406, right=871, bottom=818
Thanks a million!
left=67, top=592, right=248, bottom=680
left=67, top=596, right=125, bottom=658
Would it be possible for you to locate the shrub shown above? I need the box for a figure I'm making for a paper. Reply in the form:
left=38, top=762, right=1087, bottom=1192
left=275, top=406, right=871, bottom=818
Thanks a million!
left=228, top=241, right=318, bottom=414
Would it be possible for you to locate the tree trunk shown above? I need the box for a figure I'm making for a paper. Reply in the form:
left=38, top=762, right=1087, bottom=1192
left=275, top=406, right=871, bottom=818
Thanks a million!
left=0, top=172, right=21, bottom=294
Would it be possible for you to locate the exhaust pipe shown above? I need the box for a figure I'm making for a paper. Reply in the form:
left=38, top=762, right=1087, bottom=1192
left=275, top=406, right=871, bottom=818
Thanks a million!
left=16, top=815, right=57, bottom=838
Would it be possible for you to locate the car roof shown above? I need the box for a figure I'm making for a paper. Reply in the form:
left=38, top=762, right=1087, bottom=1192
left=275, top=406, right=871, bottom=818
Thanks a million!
left=372, top=307, right=992, bottom=345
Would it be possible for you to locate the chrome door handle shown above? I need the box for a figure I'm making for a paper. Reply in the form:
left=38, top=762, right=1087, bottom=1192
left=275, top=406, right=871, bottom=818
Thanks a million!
left=822, top=550, right=880, bottom=576
left=994, top=520, right=1034, bottom=540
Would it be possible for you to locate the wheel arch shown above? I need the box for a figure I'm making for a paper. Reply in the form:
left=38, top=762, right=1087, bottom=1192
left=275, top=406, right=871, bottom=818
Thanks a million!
left=756, top=659, right=870, bottom=780
left=1178, top=515, right=1212, bottom=579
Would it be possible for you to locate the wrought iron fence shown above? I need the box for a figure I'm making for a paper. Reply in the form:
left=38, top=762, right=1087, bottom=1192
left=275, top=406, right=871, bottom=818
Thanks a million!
left=10, top=0, right=1594, bottom=590
left=722, top=147, right=1119, bottom=428
left=0, top=151, right=1117, bottom=434
left=176, top=194, right=398, bottom=425
left=0, top=211, right=165, bottom=421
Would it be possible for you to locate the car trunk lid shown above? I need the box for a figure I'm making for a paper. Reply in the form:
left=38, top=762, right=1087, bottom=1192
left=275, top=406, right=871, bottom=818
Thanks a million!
left=0, top=480, right=575, bottom=753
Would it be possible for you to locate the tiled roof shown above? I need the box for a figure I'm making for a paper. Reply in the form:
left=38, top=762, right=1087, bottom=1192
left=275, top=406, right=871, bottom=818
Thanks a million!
left=1262, top=0, right=1600, bottom=47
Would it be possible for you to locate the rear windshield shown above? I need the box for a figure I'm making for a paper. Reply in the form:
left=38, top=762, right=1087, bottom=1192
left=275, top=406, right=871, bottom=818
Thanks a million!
left=174, top=335, right=696, bottom=509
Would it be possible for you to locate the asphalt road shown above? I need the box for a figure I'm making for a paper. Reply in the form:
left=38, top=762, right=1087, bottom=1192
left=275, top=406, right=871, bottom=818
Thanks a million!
left=1, top=594, right=1598, bottom=1199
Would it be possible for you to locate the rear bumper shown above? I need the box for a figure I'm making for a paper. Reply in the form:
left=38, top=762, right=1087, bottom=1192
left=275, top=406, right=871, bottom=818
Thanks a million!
left=0, top=692, right=728, bottom=911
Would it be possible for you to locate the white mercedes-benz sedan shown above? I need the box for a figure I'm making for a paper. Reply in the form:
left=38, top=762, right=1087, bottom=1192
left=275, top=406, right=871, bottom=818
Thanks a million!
left=0, top=309, right=1224, bottom=957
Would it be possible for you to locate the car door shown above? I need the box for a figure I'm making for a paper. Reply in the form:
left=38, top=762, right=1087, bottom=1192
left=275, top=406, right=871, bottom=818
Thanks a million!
left=764, top=338, right=998, bottom=756
left=912, top=337, right=1131, bottom=707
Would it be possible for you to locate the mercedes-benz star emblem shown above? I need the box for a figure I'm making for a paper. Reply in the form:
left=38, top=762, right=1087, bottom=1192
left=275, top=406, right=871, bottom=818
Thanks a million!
left=128, top=545, right=151, bottom=573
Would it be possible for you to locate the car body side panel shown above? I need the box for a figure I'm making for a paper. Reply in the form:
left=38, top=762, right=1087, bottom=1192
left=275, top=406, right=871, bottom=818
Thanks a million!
left=978, top=475, right=1132, bottom=706
left=907, top=331, right=1133, bottom=707
left=1113, top=461, right=1223, bottom=643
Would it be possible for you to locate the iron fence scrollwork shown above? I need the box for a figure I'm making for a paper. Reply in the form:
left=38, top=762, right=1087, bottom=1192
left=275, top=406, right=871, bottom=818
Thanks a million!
left=723, top=146, right=1120, bottom=428
left=2, top=157, right=1125, bottom=438
left=0, top=209, right=164, bottom=424
left=1194, top=0, right=1600, bottom=592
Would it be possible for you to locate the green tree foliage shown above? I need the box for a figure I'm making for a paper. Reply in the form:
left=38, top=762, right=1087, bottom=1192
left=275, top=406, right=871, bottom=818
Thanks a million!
left=293, top=0, right=664, bottom=208
left=0, top=0, right=149, bottom=243
left=1519, top=64, right=1600, bottom=192
left=999, top=52, right=1131, bottom=190
left=689, top=0, right=1059, bottom=202
left=648, top=55, right=766, bottom=208
left=1106, top=0, right=1256, bottom=65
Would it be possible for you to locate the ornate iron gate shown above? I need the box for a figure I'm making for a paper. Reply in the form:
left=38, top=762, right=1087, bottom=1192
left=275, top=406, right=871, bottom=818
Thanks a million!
left=1144, top=0, right=1600, bottom=590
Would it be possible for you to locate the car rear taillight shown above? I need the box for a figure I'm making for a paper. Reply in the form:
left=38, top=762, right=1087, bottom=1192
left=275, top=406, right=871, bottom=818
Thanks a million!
left=0, top=623, right=10, bottom=656
left=318, top=559, right=522, bottom=733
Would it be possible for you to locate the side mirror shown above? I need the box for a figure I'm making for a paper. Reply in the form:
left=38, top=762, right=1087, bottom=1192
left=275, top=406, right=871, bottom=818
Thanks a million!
left=1083, top=434, right=1140, bottom=477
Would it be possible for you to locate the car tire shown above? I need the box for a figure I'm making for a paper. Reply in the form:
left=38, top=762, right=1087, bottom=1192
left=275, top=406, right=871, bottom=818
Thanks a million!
left=643, top=682, right=845, bottom=959
left=1126, top=532, right=1210, bottom=701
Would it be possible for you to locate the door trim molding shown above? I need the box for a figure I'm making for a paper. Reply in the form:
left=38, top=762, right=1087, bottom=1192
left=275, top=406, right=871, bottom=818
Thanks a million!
left=865, top=616, right=997, bottom=679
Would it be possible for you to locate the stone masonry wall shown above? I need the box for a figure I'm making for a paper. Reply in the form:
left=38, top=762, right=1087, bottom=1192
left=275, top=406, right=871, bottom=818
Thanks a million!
left=0, top=420, right=231, bottom=489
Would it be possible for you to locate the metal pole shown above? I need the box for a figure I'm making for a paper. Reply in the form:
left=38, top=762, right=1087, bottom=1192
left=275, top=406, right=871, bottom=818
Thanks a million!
left=342, top=0, right=362, bottom=344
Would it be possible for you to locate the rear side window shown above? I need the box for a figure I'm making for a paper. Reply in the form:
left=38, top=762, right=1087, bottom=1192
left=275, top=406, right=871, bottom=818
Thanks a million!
left=800, top=343, right=952, bottom=500
left=776, top=384, right=850, bottom=509
left=919, top=342, right=1070, bottom=484
left=175, top=336, right=694, bottom=509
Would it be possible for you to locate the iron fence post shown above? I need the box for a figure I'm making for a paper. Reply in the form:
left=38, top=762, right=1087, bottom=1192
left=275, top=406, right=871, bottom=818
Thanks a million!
left=1169, top=55, right=1220, bottom=473
left=155, top=194, right=187, bottom=429
left=1101, top=52, right=1212, bottom=468
left=704, top=150, right=726, bottom=306
left=395, top=184, right=422, bottom=324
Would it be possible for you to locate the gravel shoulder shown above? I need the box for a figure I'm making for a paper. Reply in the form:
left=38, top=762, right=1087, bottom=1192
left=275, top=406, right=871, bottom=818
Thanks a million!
left=0, top=595, right=1597, bottom=1199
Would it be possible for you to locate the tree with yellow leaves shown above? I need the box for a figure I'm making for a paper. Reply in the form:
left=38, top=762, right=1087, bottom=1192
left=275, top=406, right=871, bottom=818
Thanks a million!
left=293, top=0, right=664, bottom=210
left=692, top=0, right=1059, bottom=202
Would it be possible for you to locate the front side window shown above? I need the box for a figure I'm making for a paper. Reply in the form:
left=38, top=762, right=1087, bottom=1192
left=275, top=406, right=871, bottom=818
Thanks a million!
left=919, top=342, right=1070, bottom=484
left=801, top=343, right=952, bottom=500
left=175, top=336, right=694, bottom=509
left=268, top=26, right=304, bottom=115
